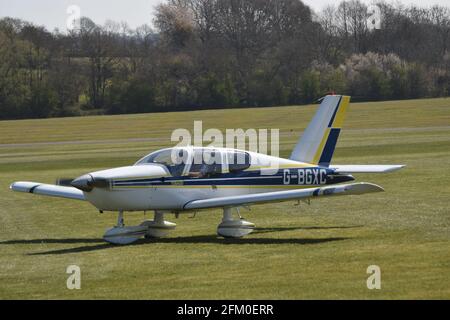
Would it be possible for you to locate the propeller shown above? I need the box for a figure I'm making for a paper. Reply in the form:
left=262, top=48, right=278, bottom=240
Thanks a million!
left=56, top=178, right=75, bottom=187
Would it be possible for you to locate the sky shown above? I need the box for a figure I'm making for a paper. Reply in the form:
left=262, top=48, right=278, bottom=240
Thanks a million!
left=0, top=0, right=449, bottom=32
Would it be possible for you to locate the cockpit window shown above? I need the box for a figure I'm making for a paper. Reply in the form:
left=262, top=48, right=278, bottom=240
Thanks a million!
left=227, top=151, right=251, bottom=172
left=135, top=149, right=187, bottom=177
left=188, top=149, right=223, bottom=178
left=136, top=148, right=251, bottom=177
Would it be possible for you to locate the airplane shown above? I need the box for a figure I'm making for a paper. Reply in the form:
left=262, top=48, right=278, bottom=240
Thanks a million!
left=10, top=95, right=405, bottom=245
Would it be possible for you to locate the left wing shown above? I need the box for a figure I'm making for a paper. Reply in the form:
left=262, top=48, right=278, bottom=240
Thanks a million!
left=10, top=182, right=85, bottom=201
left=183, top=182, right=383, bottom=210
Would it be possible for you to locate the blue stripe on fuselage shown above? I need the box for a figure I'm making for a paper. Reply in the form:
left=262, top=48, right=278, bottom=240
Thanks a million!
left=112, top=168, right=340, bottom=187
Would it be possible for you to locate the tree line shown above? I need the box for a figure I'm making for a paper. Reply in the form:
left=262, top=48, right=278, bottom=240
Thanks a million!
left=0, top=0, right=449, bottom=120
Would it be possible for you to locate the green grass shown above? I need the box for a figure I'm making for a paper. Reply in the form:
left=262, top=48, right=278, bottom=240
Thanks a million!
left=0, top=97, right=449, bottom=299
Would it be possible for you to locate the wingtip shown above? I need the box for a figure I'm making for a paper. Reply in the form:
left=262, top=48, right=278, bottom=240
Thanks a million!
left=9, top=181, right=38, bottom=193
left=374, top=184, right=385, bottom=193
left=354, top=182, right=384, bottom=194
left=391, top=165, right=406, bottom=172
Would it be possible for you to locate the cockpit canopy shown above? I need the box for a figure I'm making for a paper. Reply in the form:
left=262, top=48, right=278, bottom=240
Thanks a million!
left=135, top=148, right=251, bottom=177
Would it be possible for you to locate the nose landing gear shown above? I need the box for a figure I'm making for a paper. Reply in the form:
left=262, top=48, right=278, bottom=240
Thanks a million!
left=217, top=207, right=255, bottom=238
left=103, top=211, right=176, bottom=245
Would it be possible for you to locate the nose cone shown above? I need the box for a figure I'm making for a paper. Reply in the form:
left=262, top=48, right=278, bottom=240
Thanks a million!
left=71, top=174, right=94, bottom=192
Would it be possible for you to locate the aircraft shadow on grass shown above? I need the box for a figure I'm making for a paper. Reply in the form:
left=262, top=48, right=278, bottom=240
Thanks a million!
left=0, top=225, right=362, bottom=255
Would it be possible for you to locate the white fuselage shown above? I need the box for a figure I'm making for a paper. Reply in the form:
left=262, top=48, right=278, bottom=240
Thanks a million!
left=79, top=147, right=344, bottom=212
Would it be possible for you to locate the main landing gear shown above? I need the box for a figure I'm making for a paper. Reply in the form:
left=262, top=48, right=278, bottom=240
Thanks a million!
left=142, top=211, right=177, bottom=239
left=217, top=207, right=255, bottom=238
left=103, top=211, right=176, bottom=245
left=102, top=207, right=255, bottom=244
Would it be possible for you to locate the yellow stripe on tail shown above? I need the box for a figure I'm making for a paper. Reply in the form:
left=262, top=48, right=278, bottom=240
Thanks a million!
left=290, top=95, right=351, bottom=167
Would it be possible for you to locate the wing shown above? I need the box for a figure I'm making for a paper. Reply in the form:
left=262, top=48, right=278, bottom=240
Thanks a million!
left=10, top=182, right=85, bottom=201
left=183, top=182, right=383, bottom=210
left=331, top=165, right=405, bottom=173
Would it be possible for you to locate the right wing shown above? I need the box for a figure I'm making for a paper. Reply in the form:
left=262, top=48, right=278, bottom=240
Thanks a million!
left=10, top=182, right=85, bottom=201
left=183, top=182, right=383, bottom=210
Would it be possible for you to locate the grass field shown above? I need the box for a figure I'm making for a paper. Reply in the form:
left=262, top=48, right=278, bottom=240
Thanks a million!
left=0, top=98, right=449, bottom=299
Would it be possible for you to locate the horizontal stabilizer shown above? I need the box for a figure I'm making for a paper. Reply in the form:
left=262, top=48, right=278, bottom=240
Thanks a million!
left=183, top=182, right=383, bottom=210
left=10, top=182, right=85, bottom=201
left=331, top=165, right=405, bottom=174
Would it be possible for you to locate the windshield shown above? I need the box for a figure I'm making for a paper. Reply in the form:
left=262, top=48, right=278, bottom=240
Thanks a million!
left=135, top=149, right=187, bottom=177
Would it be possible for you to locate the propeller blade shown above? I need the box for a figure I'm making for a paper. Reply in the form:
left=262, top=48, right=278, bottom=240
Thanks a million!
left=56, top=178, right=75, bottom=187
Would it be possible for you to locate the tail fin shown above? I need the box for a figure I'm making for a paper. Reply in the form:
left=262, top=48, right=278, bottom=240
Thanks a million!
left=290, top=95, right=350, bottom=167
